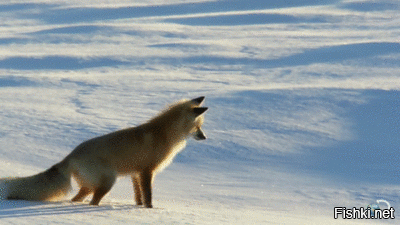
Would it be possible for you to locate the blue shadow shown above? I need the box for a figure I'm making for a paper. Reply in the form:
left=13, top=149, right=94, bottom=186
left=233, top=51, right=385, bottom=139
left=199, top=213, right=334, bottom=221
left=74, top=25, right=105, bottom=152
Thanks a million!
left=19, top=0, right=337, bottom=24
left=148, top=43, right=206, bottom=50
left=177, top=42, right=400, bottom=68
left=294, top=90, right=400, bottom=184
left=341, top=2, right=399, bottom=12
left=0, top=3, right=55, bottom=12
left=0, top=56, right=130, bottom=70
left=201, top=89, right=400, bottom=185
left=0, top=38, right=29, bottom=45
left=165, top=13, right=328, bottom=26
left=30, top=25, right=111, bottom=35
left=0, top=76, right=37, bottom=87
left=1, top=42, right=396, bottom=70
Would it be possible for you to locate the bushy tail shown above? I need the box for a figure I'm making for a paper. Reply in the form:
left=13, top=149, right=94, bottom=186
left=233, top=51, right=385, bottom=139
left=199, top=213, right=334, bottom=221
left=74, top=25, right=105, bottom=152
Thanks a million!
left=0, top=160, right=72, bottom=201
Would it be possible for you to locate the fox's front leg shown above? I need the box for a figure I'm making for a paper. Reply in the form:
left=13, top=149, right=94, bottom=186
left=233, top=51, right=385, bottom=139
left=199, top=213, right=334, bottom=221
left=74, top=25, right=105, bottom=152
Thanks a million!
left=132, top=175, right=143, bottom=206
left=136, top=170, right=154, bottom=208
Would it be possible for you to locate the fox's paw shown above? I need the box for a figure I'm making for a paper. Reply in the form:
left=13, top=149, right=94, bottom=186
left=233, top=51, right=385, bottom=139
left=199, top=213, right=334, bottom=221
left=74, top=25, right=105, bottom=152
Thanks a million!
left=144, top=204, right=153, bottom=208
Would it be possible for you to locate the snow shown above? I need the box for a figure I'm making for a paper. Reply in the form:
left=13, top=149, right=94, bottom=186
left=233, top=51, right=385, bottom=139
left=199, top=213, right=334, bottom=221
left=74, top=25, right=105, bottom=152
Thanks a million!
left=0, top=0, right=399, bottom=224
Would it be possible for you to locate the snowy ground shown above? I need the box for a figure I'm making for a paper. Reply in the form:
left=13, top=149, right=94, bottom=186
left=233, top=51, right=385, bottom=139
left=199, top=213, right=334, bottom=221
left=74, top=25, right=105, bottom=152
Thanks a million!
left=0, top=0, right=399, bottom=224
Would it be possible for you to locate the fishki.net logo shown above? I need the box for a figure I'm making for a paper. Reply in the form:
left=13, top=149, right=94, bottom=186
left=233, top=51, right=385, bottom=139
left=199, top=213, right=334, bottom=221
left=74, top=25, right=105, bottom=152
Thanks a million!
left=334, top=199, right=395, bottom=219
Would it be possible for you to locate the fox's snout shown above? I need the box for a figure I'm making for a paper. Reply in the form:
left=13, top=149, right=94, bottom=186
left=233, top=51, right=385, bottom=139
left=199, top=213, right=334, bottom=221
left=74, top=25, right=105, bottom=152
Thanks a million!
left=193, top=128, right=207, bottom=140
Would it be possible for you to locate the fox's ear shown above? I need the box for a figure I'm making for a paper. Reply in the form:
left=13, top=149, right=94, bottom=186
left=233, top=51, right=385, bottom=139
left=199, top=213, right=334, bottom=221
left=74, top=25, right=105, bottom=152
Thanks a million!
left=193, top=107, right=208, bottom=117
left=191, top=96, right=205, bottom=105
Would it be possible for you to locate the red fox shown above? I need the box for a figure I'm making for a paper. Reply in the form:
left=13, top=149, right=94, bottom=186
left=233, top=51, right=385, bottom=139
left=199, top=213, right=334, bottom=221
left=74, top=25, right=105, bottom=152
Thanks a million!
left=0, top=96, right=208, bottom=208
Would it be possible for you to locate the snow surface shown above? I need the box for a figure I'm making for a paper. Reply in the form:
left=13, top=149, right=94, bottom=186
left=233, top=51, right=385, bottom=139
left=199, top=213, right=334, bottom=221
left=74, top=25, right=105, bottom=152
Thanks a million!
left=0, top=0, right=399, bottom=224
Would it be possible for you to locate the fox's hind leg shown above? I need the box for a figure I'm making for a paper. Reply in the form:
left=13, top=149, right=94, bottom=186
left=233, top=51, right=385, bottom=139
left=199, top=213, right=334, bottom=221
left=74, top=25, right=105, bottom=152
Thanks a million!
left=132, top=175, right=143, bottom=206
left=72, top=187, right=92, bottom=202
left=89, top=174, right=116, bottom=206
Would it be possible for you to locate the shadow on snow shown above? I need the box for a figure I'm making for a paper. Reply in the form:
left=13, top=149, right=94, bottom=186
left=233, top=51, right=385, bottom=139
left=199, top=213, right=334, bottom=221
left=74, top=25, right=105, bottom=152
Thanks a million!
left=0, top=200, right=134, bottom=218
left=14, top=0, right=338, bottom=24
left=201, top=89, right=400, bottom=185
left=340, top=1, right=400, bottom=12
left=169, top=42, right=400, bottom=68
left=165, top=13, right=328, bottom=26
left=0, top=56, right=130, bottom=70
left=0, top=42, right=398, bottom=70
left=29, top=25, right=112, bottom=35
left=297, top=90, right=400, bottom=184
left=3, top=0, right=396, bottom=25
left=0, top=76, right=37, bottom=87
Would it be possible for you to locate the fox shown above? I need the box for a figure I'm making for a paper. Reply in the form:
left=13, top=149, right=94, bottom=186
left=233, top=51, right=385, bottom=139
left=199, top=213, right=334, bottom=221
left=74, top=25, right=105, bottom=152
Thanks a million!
left=0, top=96, right=208, bottom=208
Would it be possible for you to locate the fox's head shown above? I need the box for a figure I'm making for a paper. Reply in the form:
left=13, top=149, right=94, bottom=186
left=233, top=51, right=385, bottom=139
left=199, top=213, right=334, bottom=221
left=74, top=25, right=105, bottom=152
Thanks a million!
left=153, top=96, right=208, bottom=141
